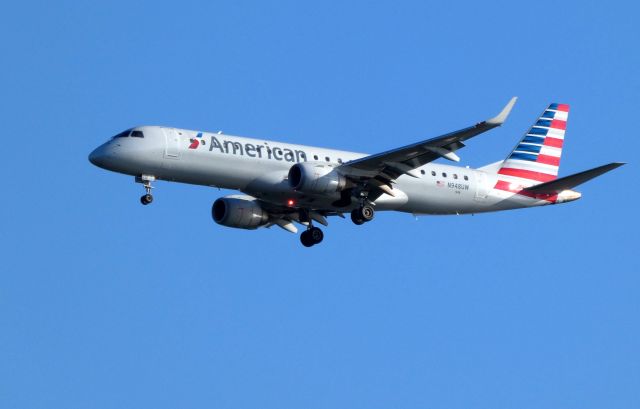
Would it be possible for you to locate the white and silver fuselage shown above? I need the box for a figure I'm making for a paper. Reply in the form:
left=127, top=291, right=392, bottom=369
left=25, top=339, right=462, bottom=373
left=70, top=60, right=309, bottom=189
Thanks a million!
left=89, top=125, right=573, bottom=215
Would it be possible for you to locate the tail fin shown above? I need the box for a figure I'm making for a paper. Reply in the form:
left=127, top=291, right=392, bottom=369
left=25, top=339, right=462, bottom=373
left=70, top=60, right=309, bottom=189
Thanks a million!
left=497, top=103, right=569, bottom=187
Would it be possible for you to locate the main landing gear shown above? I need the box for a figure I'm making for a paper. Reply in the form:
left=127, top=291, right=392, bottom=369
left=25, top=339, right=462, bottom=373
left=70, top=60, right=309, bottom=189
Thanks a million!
left=300, top=203, right=373, bottom=247
left=300, top=226, right=324, bottom=247
left=136, top=175, right=155, bottom=206
left=298, top=211, right=324, bottom=247
left=350, top=204, right=375, bottom=225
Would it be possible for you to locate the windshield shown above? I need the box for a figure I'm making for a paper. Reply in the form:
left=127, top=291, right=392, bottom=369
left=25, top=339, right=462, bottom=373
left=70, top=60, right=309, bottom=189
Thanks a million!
left=112, top=129, right=145, bottom=139
left=113, top=129, right=132, bottom=138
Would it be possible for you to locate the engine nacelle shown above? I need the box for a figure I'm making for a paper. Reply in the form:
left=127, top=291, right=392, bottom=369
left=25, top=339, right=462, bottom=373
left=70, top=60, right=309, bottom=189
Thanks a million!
left=212, top=195, right=269, bottom=230
left=288, top=162, right=347, bottom=195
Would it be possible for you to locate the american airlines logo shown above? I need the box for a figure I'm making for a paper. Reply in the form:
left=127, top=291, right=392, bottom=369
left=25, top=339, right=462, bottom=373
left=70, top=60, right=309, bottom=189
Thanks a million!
left=189, top=132, right=309, bottom=163
left=188, top=132, right=204, bottom=149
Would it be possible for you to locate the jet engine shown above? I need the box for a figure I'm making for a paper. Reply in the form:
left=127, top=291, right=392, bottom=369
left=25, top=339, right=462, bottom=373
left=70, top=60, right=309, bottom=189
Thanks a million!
left=288, top=163, right=347, bottom=195
left=212, top=195, right=269, bottom=229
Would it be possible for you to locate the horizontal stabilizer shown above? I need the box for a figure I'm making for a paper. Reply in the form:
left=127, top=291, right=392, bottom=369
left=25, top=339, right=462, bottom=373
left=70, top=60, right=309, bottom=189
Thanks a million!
left=524, top=162, right=625, bottom=194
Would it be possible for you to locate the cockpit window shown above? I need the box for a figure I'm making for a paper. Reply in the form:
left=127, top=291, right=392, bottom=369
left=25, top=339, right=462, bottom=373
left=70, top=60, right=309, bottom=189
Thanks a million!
left=113, top=129, right=131, bottom=138
left=131, top=130, right=144, bottom=138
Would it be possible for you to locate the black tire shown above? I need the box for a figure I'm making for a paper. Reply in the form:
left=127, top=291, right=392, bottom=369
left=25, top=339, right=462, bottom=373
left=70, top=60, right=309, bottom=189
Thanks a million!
left=300, top=230, right=314, bottom=247
left=351, top=209, right=365, bottom=225
left=360, top=205, right=375, bottom=221
left=309, top=227, right=324, bottom=244
left=140, top=194, right=152, bottom=205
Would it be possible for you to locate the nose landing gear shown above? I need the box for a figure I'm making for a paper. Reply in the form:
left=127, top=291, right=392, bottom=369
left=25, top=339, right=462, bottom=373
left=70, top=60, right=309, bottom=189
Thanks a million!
left=135, top=175, right=155, bottom=206
left=140, top=193, right=153, bottom=205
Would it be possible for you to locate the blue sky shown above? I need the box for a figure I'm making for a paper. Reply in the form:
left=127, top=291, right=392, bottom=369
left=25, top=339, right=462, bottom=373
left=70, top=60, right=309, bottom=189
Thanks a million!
left=1, top=1, right=639, bottom=408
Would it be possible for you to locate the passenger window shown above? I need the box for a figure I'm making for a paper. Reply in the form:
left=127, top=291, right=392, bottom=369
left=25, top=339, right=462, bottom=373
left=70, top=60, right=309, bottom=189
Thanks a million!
left=313, top=155, right=318, bottom=160
left=420, top=170, right=425, bottom=175
left=131, top=130, right=144, bottom=138
left=453, top=174, right=458, bottom=179
left=442, top=172, right=447, bottom=178
left=337, top=158, right=343, bottom=164
left=431, top=171, right=436, bottom=176
left=464, top=175, right=469, bottom=181
left=325, top=157, right=330, bottom=162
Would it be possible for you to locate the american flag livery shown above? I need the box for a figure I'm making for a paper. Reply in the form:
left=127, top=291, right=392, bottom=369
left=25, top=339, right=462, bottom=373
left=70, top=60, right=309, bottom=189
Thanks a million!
left=494, top=103, right=569, bottom=199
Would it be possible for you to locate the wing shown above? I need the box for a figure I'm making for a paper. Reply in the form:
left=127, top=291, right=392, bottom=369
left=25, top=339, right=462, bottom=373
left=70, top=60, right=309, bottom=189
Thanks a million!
left=338, top=98, right=517, bottom=194
left=259, top=200, right=340, bottom=234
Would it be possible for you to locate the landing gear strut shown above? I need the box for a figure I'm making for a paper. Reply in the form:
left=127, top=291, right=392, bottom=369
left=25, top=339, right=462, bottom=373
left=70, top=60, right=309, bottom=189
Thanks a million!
left=351, top=204, right=375, bottom=225
left=300, top=226, right=324, bottom=247
left=136, top=175, right=155, bottom=206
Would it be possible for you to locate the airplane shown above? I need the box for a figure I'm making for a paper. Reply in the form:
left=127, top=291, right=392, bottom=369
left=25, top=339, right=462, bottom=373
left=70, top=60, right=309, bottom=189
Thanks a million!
left=89, top=98, right=624, bottom=247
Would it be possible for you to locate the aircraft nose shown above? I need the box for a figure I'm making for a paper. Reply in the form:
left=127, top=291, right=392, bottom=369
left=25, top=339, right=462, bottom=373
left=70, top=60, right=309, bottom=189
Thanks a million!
left=88, top=148, right=99, bottom=165
left=89, top=144, right=110, bottom=169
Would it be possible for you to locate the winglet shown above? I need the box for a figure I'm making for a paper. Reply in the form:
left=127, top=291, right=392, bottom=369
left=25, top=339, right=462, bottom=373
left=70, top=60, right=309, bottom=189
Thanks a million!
left=487, top=97, right=517, bottom=125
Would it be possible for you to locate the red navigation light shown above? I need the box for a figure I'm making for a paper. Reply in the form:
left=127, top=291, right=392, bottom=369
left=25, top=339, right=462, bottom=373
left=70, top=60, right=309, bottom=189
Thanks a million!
left=287, top=199, right=295, bottom=206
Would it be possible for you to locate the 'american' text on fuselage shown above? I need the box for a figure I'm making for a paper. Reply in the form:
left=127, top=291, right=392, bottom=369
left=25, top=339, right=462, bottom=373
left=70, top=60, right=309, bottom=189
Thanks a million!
left=208, top=136, right=307, bottom=163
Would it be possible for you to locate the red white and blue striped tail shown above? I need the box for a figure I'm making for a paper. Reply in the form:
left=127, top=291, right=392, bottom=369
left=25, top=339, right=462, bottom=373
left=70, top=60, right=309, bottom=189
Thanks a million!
left=497, top=103, right=569, bottom=187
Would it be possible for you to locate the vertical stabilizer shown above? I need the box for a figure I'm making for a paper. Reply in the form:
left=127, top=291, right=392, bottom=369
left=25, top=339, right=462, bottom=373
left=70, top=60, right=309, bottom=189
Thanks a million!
left=496, top=103, right=569, bottom=189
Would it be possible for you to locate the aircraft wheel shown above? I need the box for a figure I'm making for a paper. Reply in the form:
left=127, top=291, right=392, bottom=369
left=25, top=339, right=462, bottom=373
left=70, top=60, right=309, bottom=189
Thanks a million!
left=300, top=230, right=314, bottom=247
left=360, top=205, right=375, bottom=222
left=309, top=227, right=324, bottom=244
left=351, top=209, right=365, bottom=225
left=140, top=194, right=153, bottom=205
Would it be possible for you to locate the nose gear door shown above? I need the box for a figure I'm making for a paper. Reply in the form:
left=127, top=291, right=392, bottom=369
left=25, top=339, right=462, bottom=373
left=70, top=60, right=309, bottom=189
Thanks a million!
left=163, top=128, right=181, bottom=159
